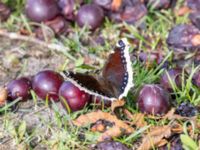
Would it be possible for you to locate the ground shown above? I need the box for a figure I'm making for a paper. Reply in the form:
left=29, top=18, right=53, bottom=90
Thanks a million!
left=0, top=0, right=199, bottom=150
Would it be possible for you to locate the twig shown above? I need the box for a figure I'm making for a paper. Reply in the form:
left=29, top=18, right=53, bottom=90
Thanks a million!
left=0, top=30, right=67, bottom=51
left=0, top=30, right=104, bottom=63
left=0, top=30, right=76, bottom=60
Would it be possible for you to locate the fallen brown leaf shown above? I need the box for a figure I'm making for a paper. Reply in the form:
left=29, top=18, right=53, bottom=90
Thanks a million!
left=98, top=126, right=122, bottom=141
left=111, top=99, right=125, bottom=112
left=111, top=0, right=122, bottom=11
left=0, top=86, right=7, bottom=106
left=146, top=108, right=176, bottom=120
left=171, top=123, right=183, bottom=134
left=147, top=108, right=194, bottom=121
left=91, top=122, right=106, bottom=133
left=73, top=110, right=134, bottom=141
left=192, top=34, right=200, bottom=46
left=162, top=108, right=176, bottom=119
left=156, top=139, right=168, bottom=147
left=124, top=109, right=147, bottom=128
left=138, top=125, right=172, bottom=150
left=175, top=6, right=192, bottom=16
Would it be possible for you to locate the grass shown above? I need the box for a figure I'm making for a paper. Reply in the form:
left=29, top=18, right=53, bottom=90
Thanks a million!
left=0, top=0, right=199, bottom=149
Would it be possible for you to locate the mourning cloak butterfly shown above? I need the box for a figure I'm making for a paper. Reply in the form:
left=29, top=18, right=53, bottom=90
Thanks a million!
left=61, top=38, right=133, bottom=101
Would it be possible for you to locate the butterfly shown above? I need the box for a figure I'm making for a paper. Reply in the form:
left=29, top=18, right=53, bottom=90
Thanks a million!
left=61, top=38, right=133, bottom=101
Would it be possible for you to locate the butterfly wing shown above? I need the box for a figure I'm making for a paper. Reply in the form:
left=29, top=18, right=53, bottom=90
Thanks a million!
left=61, top=38, right=133, bottom=101
left=102, top=38, right=133, bottom=99
left=61, top=71, right=116, bottom=100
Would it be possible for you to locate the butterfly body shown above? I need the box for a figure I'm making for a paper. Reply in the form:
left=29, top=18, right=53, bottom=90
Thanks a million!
left=61, top=38, right=133, bottom=101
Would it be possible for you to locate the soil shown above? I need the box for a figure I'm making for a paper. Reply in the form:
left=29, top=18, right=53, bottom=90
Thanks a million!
left=0, top=36, right=68, bottom=149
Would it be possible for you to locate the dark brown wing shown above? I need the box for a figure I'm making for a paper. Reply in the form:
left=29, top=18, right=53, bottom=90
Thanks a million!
left=102, top=39, right=133, bottom=99
left=61, top=71, right=116, bottom=99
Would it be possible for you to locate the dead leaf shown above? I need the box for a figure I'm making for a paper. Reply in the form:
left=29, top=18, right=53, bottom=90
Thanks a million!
left=171, top=123, right=183, bottom=134
left=111, top=0, right=122, bottom=11
left=147, top=108, right=194, bottom=121
left=98, top=126, right=122, bottom=141
left=111, top=99, right=125, bottom=112
left=73, top=110, right=134, bottom=141
left=156, top=139, right=168, bottom=147
left=162, top=108, right=176, bottom=119
left=91, top=122, right=106, bottom=133
left=175, top=6, right=192, bottom=16
left=124, top=109, right=147, bottom=128
left=138, top=125, right=172, bottom=150
left=192, top=34, right=200, bottom=46
left=0, top=86, right=7, bottom=106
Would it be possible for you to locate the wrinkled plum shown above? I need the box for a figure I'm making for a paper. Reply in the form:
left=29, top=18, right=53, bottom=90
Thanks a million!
left=57, top=0, right=75, bottom=20
left=0, top=2, right=11, bottom=21
left=120, top=3, right=147, bottom=24
left=189, top=12, right=200, bottom=30
left=167, top=24, right=200, bottom=50
left=160, top=68, right=183, bottom=91
left=187, top=0, right=200, bottom=11
left=45, top=16, right=69, bottom=34
left=76, top=4, right=104, bottom=30
left=138, top=51, right=164, bottom=68
left=59, top=81, right=90, bottom=112
left=108, top=12, right=121, bottom=23
left=175, top=102, right=198, bottom=117
left=108, top=1, right=147, bottom=24
left=32, top=70, right=64, bottom=101
left=137, top=84, right=170, bottom=115
left=35, top=15, right=70, bottom=40
left=91, top=141, right=130, bottom=150
left=25, top=0, right=59, bottom=22
left=7, top=77, right=32, bottom=101
left=92, top=0, right=112, bottom=10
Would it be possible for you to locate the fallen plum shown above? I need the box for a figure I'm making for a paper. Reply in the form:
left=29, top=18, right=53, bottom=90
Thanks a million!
left=76, top=4, right=104, bottom=30
left=25, top=0, right=59, bottom=22
left=57, top=0, right=75, bottom=20
left=160, top=68, right=183, bottom=91
left=0, top=2, right=11, bottom=21
left=32, top=70, right=64, bottom=102
left=59, top=81, right=90, bottom=112
left=7, top=77, right=32, bottom=101
left=167, top=24, right=200, bottom=50
left=137, top=84, right=170, bottom=115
